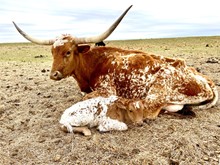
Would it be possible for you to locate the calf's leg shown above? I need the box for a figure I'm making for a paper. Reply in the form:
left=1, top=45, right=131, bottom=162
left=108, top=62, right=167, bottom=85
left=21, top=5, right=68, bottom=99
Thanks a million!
left=98, top=118, right=128, bottom=132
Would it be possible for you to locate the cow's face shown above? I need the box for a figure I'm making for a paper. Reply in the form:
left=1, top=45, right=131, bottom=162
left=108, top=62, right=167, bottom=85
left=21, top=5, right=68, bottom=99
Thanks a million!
left=127, top=101, right=144, bottom=126
left=117, top=99, right=144, bottom=125
left=50, top=35, right=90, bottom=80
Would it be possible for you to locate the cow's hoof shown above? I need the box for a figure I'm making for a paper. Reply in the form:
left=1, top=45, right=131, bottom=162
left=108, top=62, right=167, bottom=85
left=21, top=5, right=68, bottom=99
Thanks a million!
left=60, top=125, right=69, bottom=133
left=73, top=126, right=92, bottom=136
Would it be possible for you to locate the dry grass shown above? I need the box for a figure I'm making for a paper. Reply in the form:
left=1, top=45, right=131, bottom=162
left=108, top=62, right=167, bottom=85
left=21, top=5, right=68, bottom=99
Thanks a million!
left=0, top=36, right=220, bottom=165
left=0, top=43, right=51, bottom=62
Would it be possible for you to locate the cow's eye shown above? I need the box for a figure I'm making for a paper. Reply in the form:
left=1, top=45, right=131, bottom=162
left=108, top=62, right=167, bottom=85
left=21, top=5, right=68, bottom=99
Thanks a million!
left=66, top=51, right=71, bottom=57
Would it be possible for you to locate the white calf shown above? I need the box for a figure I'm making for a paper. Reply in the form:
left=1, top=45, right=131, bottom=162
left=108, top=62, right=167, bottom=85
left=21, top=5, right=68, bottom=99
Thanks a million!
left=59, top=96, right=128, bottom=134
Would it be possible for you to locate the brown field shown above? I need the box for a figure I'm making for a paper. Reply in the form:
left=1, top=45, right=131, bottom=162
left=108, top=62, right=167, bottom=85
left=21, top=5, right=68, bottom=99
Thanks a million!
left=0, top=36, right=220, bottom=164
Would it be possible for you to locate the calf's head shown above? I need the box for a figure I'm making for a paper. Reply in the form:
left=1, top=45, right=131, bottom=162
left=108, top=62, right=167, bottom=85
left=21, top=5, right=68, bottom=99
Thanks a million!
left=117, top=99, right=144, bottom=126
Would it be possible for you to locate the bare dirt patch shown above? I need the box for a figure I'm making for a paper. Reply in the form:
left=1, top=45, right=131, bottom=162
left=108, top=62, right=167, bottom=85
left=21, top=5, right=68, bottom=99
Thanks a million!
left=0, top=37, right=220, bottom=164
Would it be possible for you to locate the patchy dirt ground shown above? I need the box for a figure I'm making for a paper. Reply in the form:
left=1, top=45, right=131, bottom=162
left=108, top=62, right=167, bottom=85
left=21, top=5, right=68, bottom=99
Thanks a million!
left=0, top=37, right=220, bottom=164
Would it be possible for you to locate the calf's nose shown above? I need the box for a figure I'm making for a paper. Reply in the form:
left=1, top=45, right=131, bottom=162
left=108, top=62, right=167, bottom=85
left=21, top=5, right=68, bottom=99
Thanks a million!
left=135, top=121, right=144, bottom=127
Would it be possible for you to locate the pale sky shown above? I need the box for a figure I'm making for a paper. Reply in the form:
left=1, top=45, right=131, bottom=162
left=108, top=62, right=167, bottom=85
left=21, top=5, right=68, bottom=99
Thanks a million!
left=1, top=0, right=220, bottom=43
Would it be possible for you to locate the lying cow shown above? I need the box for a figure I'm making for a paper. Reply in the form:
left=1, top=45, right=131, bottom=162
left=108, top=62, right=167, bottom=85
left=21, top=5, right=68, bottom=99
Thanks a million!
left=59, top=95, right=143, bottom=135
left=13, top=5, right=218, bottom=122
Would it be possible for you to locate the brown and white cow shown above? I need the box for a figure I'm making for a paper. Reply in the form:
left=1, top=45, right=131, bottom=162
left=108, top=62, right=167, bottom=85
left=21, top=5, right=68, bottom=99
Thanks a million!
left=13, top=5, right=218, bottom=123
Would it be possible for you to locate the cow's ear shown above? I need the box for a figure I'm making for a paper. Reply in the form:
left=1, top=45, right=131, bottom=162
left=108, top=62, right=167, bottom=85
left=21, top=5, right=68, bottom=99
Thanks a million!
left=77, top=44, right=90, bottom=53
left=117, top=104, right=127, bottom=110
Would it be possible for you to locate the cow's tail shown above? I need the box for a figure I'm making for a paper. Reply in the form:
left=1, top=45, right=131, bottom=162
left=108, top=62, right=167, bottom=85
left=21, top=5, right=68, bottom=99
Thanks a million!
left=195, top=86, right=218, bottom=109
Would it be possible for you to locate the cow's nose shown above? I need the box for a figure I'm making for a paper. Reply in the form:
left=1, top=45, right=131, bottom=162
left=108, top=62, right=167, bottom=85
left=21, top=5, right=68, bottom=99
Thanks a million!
left=50, top=71, right=63, bottom=80
left=135, top=121, right=144, bottom=127
left=60, top=124, right=68, bottom=133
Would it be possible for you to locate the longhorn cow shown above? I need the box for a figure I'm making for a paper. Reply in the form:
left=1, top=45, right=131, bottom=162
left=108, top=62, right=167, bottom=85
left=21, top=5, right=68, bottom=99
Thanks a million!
left=13, top=5, right=218, bottom=123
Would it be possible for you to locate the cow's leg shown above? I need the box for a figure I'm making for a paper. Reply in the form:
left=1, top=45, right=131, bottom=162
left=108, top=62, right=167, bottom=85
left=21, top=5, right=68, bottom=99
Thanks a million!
left=60, top=122, right=73, bottom=133
left=82, top=91, right=101, bottom=100
left=60, top=124, right=92, bottom=136
left=169, top=67, right=216, bottom=108
left=97, top=118, right=128, bottom=132
left=72, top=126, right=92, bottom=136
left=142, top=76, right=168, bottom=119
left=83, top=89, right=117, bottom=100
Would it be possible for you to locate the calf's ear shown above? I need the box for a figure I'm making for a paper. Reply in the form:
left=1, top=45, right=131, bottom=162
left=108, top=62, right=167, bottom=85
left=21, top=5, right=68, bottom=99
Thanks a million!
left=117, top=104, right=127, bottom=110
left=77, top=44, right=90, bottom=53
left=116, top=100, right=128, bottom=110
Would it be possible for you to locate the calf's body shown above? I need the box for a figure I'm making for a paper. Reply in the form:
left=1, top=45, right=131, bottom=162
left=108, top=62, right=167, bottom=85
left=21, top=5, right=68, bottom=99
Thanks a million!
left=59, top=95, right=143, bottom=134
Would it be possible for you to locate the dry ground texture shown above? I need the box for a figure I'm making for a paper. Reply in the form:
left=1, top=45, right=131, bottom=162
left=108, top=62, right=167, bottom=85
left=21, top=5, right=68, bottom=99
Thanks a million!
left=0, top=36, right=220, bottom=165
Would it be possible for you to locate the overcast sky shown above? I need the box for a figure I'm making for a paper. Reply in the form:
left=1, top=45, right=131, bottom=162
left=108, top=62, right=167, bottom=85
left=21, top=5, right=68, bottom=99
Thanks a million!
left=1, top=0, right=220, bottom=43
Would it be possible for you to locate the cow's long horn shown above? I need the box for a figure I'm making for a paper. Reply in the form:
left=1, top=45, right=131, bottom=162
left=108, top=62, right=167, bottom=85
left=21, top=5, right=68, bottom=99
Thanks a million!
left=75, top=5, right=132, bottom=44
left=12, top=22, right=55, bottom=45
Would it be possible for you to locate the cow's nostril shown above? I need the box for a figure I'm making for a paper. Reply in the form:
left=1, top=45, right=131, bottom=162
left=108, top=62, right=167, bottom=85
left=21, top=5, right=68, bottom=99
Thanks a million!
left=136, top=121, right=144, bottom=127
left=53, top=71, right=58, bottom=77
left=50, top=71, right=63, bottom=80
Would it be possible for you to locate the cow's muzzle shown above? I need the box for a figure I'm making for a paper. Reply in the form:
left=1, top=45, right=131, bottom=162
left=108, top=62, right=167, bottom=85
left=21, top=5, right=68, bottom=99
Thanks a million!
left=50, top=71, right=63, bottom=80
left=135, top=121, right=144, bottom=127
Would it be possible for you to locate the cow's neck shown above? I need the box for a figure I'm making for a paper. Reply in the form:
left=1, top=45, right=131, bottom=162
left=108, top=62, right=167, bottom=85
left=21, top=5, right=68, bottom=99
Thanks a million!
left=71, top=48, right=105, bottom=93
